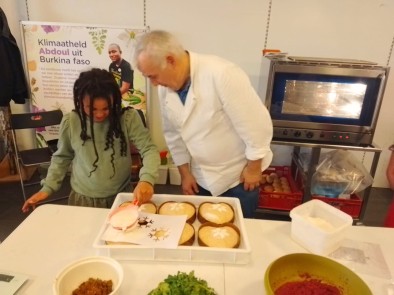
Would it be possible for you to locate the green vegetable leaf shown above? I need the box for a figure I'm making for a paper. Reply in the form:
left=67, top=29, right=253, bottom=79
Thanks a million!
left=148, top=271, right=217, bottom=295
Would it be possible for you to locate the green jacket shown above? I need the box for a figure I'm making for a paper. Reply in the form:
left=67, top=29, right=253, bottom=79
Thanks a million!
left=40, top=109, right=160, bottom=198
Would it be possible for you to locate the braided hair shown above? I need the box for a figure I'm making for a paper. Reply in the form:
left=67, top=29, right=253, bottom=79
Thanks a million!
left=73, top=68, right=128, bottom=177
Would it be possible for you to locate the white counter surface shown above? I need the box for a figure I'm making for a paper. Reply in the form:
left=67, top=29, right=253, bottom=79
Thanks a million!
left=0, top=204, right=393, bottom=294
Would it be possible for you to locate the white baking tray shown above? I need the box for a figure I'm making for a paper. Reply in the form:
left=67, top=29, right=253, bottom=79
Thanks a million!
left=93, top=193, right=251, bottom=264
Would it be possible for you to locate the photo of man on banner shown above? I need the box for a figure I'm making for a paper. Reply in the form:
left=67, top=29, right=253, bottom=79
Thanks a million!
left=108, top=42, right=146, bottom=110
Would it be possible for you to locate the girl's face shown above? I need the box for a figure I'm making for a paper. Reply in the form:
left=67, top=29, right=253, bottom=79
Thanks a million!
left=83, top=96, right=110, bottom=123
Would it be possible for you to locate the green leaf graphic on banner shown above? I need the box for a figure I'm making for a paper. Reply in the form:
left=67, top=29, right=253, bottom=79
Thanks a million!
left=30, top=77, right=39, bottom=105
left=88, top=28, right=108, bottom=54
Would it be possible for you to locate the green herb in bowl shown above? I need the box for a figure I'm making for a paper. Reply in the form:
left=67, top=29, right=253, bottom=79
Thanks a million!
left=148, top=271, right=217, bottom=295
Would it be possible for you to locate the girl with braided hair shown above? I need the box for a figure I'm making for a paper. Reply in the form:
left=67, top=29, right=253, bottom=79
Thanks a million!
left=22, top=68, right=160, bottom=211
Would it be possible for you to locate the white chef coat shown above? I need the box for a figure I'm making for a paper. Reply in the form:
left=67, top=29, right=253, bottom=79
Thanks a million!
left=158, top=52, right=273, bottom=196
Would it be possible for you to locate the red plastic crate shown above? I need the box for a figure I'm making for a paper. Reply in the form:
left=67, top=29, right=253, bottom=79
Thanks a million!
left=312, top=194, right=362, bottom=218
left=258, top=166, right=303, bottom=211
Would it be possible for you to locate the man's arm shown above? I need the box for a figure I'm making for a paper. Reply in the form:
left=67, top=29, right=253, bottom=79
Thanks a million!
left=119, top=81, right=131, bottom=95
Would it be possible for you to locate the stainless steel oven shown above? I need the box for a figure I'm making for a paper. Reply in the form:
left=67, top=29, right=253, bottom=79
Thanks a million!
left=259, top=56, right=390, bottom=146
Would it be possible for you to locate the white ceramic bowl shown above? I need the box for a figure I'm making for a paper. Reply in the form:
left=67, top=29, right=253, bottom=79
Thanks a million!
left=53, top=256, right=123, bottom=295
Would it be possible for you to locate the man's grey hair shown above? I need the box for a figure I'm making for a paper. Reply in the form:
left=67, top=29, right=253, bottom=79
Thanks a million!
left=133, top=30, right=185, bottom=69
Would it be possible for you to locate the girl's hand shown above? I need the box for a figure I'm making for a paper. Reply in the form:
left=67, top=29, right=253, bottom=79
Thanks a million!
left=133, top=181, right=154, bottom=204
left=22, top=191, right=49, bottom=213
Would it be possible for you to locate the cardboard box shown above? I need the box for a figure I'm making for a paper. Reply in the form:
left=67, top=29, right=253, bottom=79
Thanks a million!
left=290, top=199, right=352, bottom=255
left=0, top=153, right=37, bottom=183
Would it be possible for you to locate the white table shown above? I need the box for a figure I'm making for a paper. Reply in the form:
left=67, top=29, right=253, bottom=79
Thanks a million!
left=0, top=204, right=393, bottom=294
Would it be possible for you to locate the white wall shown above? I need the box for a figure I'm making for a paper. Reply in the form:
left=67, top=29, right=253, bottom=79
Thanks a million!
left=1, top=0, right=394, bottom=187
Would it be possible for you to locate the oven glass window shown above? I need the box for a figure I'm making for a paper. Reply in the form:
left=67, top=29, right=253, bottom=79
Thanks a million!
left=282, top=80, right=366, bottom=119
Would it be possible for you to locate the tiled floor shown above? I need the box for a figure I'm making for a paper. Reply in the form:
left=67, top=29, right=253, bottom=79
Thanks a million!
left=0, top=174, right=392, bottom=242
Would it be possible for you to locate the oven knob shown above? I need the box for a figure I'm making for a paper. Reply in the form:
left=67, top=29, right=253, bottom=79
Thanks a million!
left=306, top=132, right=314, bottom=138
left=294, top=131, right=301, bottom=137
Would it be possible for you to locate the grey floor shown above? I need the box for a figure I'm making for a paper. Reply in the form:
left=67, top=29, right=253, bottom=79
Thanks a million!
left=0, top=172, right=393, bottom=242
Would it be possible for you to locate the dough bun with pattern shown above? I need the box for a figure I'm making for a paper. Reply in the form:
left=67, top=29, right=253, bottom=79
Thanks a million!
left=178, top=222, right=195, bottom=246
left=138, top=201, right=157, bottom=214
left=158, top=201, right=196, bottom=223
left=197, top=202, right=235, bottom=224
left=120, top=200, right=157, bottom=214
left=198, top=222, right=241, bottom=248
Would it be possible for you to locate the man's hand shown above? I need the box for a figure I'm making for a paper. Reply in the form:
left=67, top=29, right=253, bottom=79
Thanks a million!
left=240, top=159, right=262, bottom=191
left=178, top=163, right=199, bottom=195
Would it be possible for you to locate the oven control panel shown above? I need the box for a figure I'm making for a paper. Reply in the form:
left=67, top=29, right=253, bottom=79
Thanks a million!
left=273, top=127, right=372, bottom=145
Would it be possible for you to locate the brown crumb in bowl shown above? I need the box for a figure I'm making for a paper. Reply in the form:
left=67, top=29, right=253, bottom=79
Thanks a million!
left=72, top=278, right=113, bottom=295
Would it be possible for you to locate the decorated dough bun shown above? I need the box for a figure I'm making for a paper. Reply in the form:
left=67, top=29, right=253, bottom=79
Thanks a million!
left=158, top=201, right=196, bottom=223
left=197, top=202, right=235, bottom=224
left=178, top=223, right=195, bottom=246
left=198, top=222, right=241, bottom=248
left=120, top=200, right=157, bottom=214
left=139, top=201, right=157, bottom=214
left=119, top=201, right=134, bottom=207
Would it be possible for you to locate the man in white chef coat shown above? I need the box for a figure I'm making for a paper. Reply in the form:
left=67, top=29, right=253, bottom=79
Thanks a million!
left=133, top=30, right=273, bottom=218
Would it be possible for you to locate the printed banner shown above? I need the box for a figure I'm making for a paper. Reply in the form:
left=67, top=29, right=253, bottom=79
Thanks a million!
left=21, top=21, right=148, bottom=112
left=21, top=21, right=148, bottom=142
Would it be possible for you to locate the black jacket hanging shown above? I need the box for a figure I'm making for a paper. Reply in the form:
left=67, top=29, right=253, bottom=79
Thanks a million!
left=0, top=7, right=28, bottom=106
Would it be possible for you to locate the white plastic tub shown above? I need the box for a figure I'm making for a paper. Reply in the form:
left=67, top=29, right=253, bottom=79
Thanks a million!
left=93, top=193, right=251, bottom=264
left=169, top=165, right=181, bottom=185
left=289, top=199, right=352, bottom=255
left=156, top=165, right=168, bottom=184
